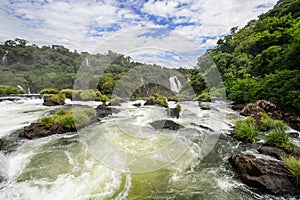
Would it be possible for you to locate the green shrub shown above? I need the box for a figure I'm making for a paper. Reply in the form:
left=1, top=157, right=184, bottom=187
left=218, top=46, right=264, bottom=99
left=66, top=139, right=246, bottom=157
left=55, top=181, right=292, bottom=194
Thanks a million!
left=60, top=89, right=74, bottom=99
left=49, top=93, right=66, bottom=104
left=73, top=112, right=91, bottom=127
left=79, top=89, right=95, bottom=101
left=259, top=112, right=289, bottom=131
left=197, top=92, right=211, bottom=102
left=155, top=96, right=168, bottom=108
left=233, top=117, right=260, bottom=143
left=94, top=90, right=109, bottom=102
left=168, top=96, right=178, bottom=101
left=176, top=104, right=181, bottom=112
left=283, top=155, right=300, bottom=185
left=59, top=113, right=75, bottom=129
left=38, top=115, right=55, bottom=129
left=37, top=107, right=96, bottom=130
left=0, top=85, right=25, bottom=94
left=266, top=129, right=295, bottom=152
left=39, top=88, right=59, bottom=95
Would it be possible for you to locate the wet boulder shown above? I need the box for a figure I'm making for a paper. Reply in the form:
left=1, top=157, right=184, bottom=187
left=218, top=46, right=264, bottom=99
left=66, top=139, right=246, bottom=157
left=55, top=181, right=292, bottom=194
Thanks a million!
left=258, top=144, right=300, bottom=160
left=190, top=123, right=214, bottom=132
left=229, top=154, right=300, bottom=194
left=133, top=103, right=142, bottom=107
left=43, top=95, right=65, bottom=106
left=150, top=120, right=184, bottom=130
left=20, top=123, right=72, bottom=139
left=283, top=113, right=300, bottom=132
left=257, top=145, right=285, bottom=160
left=144, top=98, right=155, bottom=106
left=231, top=103, right=245, bottom=111
left=240, top=100, right=279, bottom=118
left=96, top=103, right=120, bottom=119
left=167, top=108, right=180, bottom=118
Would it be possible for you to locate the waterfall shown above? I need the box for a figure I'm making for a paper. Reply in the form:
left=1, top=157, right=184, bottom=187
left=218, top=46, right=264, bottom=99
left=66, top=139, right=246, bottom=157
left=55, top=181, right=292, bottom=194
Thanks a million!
left=17, top=85, right=24, bottom=91
left=169, top=76, right=182, bottom=93
left=86, top=57, right=89, bottom=66
left=2, top=51, right=8, bottom=66
left=27, top=87, right=31, bottom=94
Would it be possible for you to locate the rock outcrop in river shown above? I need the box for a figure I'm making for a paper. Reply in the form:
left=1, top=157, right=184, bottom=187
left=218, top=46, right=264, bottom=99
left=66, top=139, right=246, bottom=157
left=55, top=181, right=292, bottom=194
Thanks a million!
left=229, top=154, right=300, bottom=195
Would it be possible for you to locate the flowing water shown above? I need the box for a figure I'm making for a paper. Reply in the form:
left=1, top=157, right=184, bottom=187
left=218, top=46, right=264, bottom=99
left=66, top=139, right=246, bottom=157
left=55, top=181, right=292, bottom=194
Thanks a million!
left=0, top=99, right=298, bottom=199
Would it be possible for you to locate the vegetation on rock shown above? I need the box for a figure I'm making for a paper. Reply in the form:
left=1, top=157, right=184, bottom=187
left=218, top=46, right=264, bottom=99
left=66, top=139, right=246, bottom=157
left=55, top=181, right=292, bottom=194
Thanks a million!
left=38, top=107, right=96, bottom=129
left=232, top=117, right=260, bottom=143
left=266, top=129, right=295, bottom=152
left=0, top=85, right=25, bottom=94
left=259, top=112, right=289, bottom=131
left=283, top=155, right=300, bottom=185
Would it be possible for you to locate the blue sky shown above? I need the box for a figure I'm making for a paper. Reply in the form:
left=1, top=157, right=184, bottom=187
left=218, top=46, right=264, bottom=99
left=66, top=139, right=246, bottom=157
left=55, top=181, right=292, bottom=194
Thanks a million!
left=0, top=0, right=277, bottom=68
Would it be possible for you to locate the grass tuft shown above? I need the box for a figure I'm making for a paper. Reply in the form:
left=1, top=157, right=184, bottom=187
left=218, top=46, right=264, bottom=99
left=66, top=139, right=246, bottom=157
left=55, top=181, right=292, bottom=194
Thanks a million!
left=233, top=116, right=260, bottom=143
left=266, top=129, right=296, bottom=152
left=283, top=155, right=300, bottom=185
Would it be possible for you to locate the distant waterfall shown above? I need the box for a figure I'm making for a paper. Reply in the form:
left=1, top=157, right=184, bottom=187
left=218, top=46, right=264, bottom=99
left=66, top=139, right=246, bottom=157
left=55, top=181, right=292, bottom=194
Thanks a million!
left=86, top=57, right=89, bottom=66
left=17, top=85, right=24, bottom=91
left=2, top=51, right=8, bottom=66
left=169, top=76, right=182, bottom=93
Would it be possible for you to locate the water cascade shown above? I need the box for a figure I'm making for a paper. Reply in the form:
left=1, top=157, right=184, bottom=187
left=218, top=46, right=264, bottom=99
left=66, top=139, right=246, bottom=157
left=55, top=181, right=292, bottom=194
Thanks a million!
left=17, top=85, right=24, bottom=91
left=2, top=51, right=8, bottom=66
left=86, top=57, right=89, bottom=66
left=169, top=76, right=182, bottom=93
left=0, top=99, right=298, bottom=199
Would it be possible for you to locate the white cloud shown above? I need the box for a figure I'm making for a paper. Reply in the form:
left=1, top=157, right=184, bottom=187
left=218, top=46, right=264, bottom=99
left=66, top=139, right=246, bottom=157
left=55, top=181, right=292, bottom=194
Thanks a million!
left=0, top=0, right=278, bottom=67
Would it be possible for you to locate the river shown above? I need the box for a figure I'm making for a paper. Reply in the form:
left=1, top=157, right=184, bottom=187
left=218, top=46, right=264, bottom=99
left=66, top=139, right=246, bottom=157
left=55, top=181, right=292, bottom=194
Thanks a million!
left=0, top=98, right=297, bottom=199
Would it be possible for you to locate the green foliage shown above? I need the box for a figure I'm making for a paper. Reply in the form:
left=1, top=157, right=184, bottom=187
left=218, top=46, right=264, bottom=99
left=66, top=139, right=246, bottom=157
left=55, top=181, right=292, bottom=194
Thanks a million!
left=233, top=117, right=260, bottom=143
left=94, top=90, right=109, bottom=102
left=283, top=155, right=300, bottom=185
left=49, top=93, right=66, bottom=104
left=266, top=129, right=295, bottom=152
left=226, top=78, right=257, bottom=103
left=39, top=88, right=59, bottom=95
left=197, top=91, right=211, bottom=102
left=59, top=89, right=74, bottom=99
left=59, top=114, right=75, bottom=129
left=201, top=1, right=300, bottom=113
left=147, top=93, right=169, bottom=108
left=155, top=96, right=168, bottom=108
left=176, top=104, right=181, bottom=112
left=37, top=107, right=96, bottom=130
left=72, top=112, right=91, bottom=128
left=79, top=89, right=95, bottom=101
left=0, top=85, right=25, bottom=94
left=259, top=112, right=289, bottom=131
left=167, top=96, right=178, bottom=102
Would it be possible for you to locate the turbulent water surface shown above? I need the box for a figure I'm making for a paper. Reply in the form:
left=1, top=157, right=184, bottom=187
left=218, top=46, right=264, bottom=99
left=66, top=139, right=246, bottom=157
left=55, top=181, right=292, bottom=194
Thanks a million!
left=0, top=98, right=297, bottom=199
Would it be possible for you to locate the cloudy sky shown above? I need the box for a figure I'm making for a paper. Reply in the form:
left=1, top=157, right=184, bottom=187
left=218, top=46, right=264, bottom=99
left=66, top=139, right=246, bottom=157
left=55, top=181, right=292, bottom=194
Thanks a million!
left=0, top=0, right=278, bottom=68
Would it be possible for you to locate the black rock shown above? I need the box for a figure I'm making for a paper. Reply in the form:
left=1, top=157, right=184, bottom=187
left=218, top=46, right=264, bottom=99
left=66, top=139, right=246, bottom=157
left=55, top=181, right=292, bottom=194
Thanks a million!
left=232, top=104, right=245, bottom=111
left=258, top=145, right=285, bottom=160
left=150, top=120, right=184, bottom=130
left=144, top=98, right=155, bottom=106
left=20, top=123, right=73, bottom=139
left=229, top=154, right=300, bottom=195
left=167, top=108, right=180, bottom=118
left=133, top=103, right=142, bottom=107
left=190, top=123, right=214, bottom=132
left=96, top=104, right=120, bottom=119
